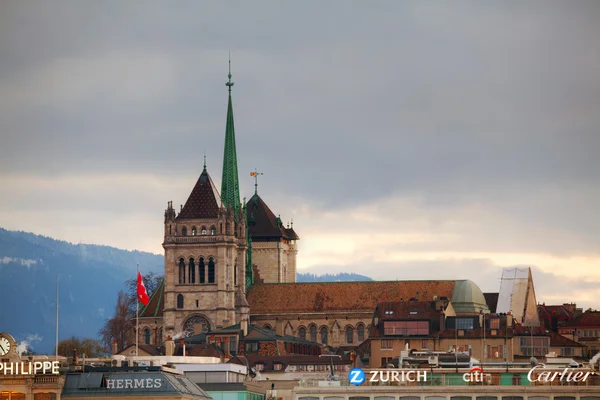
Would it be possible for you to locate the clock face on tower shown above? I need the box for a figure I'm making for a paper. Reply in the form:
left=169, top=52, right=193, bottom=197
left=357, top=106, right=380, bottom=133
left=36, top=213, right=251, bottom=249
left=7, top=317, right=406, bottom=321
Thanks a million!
left=0, top=336, right=10, bottom=356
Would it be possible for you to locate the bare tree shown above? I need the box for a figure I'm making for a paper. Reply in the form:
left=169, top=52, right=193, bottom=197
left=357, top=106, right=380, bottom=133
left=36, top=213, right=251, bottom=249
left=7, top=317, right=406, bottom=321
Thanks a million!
left=98, top=290, right=133, bottom=353
left=58, top=336, right=105, bottom=358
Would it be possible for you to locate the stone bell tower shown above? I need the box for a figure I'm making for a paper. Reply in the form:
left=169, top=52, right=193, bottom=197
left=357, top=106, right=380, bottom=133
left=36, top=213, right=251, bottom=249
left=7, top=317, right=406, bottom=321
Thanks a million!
left=162, top=61, right=249, bottom=339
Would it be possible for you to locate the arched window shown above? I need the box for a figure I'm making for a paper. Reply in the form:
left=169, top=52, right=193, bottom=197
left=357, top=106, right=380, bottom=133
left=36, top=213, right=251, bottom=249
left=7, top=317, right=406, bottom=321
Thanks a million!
left=234, top=263, right=237, bottom=286
left=188, top=258, right=195, bottom=283
left=263, top=324, right=272, bottom=330
left=320, top=326, right=328, bottom=345
left=211, top=226, right=216, bottom=235
left=182, top=227, right=187, bottom=236
left=346, top=326, right=354, bottom=344
left=309, top=325, right=317, bottom=342
left=178, top=258, right=185, bottom=284
left=144, top=328, right=151, bottom=345
left=208, top=257, right=215, bottom=283
left=199, top=257, right=205, bottom=283
left=158, top=328, right=163, bottom=344
left=191, top=226, right=197, bottom=236
left=357, top=324, right=365, bottom=342
left=201, top=226, right=207, bottom=235
left=177, top=294, right=184, bottom=309
left=298, top=327, right=306, bottom=340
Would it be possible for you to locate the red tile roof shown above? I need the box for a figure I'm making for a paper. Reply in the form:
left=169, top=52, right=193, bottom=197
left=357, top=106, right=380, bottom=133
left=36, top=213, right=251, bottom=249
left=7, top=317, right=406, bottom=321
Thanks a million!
left=563, top=311, right=600, bottom=328
left=549, top=332, right=584, bottom=347
left=177, top=167, right=221, bottom=219
left=247, top=281, right=455, bottom=313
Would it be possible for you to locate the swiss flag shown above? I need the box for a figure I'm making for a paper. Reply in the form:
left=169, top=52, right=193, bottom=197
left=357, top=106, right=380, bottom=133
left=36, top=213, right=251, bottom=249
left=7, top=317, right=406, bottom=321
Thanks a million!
left=137, top=271, right=150, bottom=306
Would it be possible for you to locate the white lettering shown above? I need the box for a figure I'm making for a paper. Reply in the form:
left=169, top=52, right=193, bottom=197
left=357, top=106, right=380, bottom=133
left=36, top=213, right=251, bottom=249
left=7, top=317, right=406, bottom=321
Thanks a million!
left=369, top=371, right=378, bottom=382
left=146, top=378, right=153, bottom=388
left=405, top=370, right=416, bottom=382
left=42, top=361, right=52, bottom=374
left=134, top=379, right=144, bottom=388
left=34, top=362, right=43, bottom=374
left=124, top=379, right=133, bottom=389
left=106, top=379, right=115, bottom=389
left=116, top=380, right=124, bottom=389
left=154, top=378, right=162, bottom=387
left=4, top=363, right=13, bottom=374
left=417, top=371, right=428, bottom=382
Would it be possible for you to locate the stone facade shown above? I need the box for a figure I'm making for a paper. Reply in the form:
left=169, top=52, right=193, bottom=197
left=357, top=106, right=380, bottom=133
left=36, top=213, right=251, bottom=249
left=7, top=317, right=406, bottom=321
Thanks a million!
left=162, top=197, right=248, bottom=340
left=252, top=239, right=297, bottom=283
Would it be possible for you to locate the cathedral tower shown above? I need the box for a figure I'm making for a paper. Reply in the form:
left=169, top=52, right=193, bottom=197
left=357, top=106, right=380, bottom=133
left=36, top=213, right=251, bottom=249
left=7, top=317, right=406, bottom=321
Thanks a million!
left=162, top=64, right=248, bottom=339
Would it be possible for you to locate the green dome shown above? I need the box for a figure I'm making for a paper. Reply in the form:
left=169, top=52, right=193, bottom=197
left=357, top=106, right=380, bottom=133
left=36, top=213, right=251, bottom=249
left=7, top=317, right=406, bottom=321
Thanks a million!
left=451, top=280, right=490, bottom=314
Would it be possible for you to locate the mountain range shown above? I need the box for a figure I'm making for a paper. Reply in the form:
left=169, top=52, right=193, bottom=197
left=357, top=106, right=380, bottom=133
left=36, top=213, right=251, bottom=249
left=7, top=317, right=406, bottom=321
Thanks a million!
left=0, top=228, right=371, bottom=354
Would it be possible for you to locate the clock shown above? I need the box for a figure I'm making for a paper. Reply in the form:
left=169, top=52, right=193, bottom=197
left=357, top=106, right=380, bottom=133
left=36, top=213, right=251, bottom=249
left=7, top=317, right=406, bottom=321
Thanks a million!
left=0, top=336, right=10, bottom=356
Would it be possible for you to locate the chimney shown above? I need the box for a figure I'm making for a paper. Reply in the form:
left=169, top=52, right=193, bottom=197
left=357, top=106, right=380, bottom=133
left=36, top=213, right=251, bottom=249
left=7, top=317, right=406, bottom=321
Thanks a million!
left=439, top=310, right=446, bottom=331
left=73, top=349, right=79, bottom=366
left=111, top=339, right=118, bottom=355
left=506, top=312, right=513, bottom=328
left=165, top=336, right=175, bottom=357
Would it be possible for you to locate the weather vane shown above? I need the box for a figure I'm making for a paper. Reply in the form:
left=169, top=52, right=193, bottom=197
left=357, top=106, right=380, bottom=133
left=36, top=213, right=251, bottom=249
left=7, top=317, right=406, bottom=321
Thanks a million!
left=226, top=52, right=234, bottom=92
left=250, top=169, right=263, bottom=195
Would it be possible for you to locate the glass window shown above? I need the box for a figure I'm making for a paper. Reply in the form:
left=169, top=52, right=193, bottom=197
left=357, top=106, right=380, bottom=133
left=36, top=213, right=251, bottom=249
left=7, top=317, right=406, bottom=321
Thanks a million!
left=310, top=325, right=317, bottom=342
left=208, top=257, right=215, bottom=283
left=178, top=258, right=185, bottom=284
left=456, top=318, right=474, bottom=330
left=320, top=327, right=328, bottom=345
left=384, top=320, right=429, bottom=335
left=346, top=327, right=354, bottom=344
left=177, top=294, right=184, bottom=309
left=380, top=339, right=393, bottom=350
left=144, top=328, right=150, bottom=345
left=298, top=327, right=306, bottom=340
left=357, top=324, right=365, bottom=342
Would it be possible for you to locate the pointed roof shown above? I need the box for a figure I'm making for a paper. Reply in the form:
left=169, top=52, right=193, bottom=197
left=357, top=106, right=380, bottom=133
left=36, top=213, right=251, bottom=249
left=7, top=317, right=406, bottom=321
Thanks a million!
left=177, top=167, right=221, bottom=219
left=139, top=279, right=165, bottom=318
left=246, top=194, right=299, bottom=240
left=221, top=61, right=241, bottom=216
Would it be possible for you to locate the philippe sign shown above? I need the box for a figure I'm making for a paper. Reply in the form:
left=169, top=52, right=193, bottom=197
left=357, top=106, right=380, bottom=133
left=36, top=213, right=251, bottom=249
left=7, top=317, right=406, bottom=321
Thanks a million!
left=0, top=361, right=60, bottom=375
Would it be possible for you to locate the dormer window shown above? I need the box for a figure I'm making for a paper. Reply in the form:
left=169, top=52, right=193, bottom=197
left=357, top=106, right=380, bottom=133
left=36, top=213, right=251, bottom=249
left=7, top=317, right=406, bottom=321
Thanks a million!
left=384, top=310, right=394, bottom=315
left=211, top=226, right=216, bottom=235
left=409, top=311, right=418, bottom=315
left=182, top=227, right=187, bottom=236
left=191, top=226, right=197, bottom=236
left=201, top=226, right=207, bottom=235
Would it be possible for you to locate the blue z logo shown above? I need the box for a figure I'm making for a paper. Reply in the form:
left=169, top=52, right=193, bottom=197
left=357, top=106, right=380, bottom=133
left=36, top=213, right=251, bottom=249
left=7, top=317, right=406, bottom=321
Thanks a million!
left=348, top=368, right=366, bottom=385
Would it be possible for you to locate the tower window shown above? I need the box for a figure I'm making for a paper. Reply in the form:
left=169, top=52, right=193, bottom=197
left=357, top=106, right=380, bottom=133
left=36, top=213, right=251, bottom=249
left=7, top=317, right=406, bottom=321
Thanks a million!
left=178, top=258, right=185, bottom=284
left=191, top=226, right=197, bottom=236
left=188, top=258, right=196, bottom=284
left=199, top=257, right=205, bottom=283
left=182, top=227, right=187, bottom=236
left=211, top=226, right=216, bottom=235
left=196, top=299, right=199, bottom=307
left=201, top=226, right=207, bottom=235
left=208, top=257, right=215, bottom=283
left=144, top=328, right=151, bottom=345
left=177, top=294, right=184, bottom=309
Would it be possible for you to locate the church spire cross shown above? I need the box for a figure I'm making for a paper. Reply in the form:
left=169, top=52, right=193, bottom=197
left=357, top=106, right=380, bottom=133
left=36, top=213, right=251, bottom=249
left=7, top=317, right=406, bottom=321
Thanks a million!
left=221, top=56, right=241, bottom=218
left=250, top=169, right=263, bottom=195
left=226, top=53, right=234, bottom=93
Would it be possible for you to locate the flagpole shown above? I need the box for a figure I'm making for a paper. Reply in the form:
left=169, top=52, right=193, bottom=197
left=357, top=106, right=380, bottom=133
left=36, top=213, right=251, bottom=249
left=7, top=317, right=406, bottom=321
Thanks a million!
left=136, top=264, right=139, bottom=359
left=55, top=274, right=59, bottom=359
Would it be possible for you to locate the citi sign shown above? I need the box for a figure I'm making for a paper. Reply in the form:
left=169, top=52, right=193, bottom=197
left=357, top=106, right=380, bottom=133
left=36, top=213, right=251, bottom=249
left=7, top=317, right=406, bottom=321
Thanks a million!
left=463, top=367, right=485, bottom=383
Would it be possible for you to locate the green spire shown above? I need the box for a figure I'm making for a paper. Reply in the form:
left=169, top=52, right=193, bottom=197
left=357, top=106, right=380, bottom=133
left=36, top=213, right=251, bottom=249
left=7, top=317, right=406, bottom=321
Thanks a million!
left=221, top=57, right=240, bottom=217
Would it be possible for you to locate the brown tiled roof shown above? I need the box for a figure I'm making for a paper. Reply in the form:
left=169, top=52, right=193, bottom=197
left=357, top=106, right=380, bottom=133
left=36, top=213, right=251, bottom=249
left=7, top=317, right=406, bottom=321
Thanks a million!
left=174, top=343, right=224, bottom=357
left=139, top=279, right=165, bottom=318
left=563, top=311, right=600, bottom=328
left=246, top=194, right=297, bottom=239
left=177, top=167, right=221, bottom=219
left=538, top=304, right=575, bottom=320
left=549, top=332, right=584, bottom=347
left=484, top=293, right=499, bottom=313
left=247, top=281, right=455, bottom=314
left=118, top=343, right=162, bottom=356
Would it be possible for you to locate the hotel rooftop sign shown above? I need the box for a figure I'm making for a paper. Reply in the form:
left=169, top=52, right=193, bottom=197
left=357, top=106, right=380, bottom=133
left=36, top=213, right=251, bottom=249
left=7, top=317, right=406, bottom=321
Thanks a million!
left=0, top=361, right=60, bottom=376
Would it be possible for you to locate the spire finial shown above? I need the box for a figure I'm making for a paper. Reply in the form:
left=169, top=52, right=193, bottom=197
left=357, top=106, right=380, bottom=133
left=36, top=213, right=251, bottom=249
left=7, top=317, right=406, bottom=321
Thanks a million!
left=203, top=151, right=206, bottom=169
left=226, top=53, right=234, bottom=93
left=250, top=169, right=263, bottom=195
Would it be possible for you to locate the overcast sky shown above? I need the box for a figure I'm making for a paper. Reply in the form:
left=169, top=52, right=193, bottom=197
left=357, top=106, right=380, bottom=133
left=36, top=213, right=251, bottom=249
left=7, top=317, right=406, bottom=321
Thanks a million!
left=1, top=1, right=599, bottom=309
